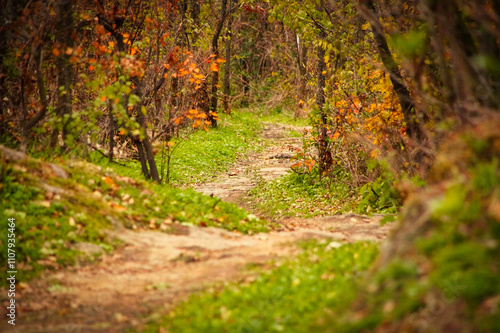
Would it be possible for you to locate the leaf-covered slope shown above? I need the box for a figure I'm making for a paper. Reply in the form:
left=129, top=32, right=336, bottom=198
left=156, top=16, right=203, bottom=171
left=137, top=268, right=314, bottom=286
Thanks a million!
left=0, top=145, right=269, bottom=286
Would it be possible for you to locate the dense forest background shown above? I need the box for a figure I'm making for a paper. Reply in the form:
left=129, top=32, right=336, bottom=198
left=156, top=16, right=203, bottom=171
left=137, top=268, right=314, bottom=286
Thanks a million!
left=1, top=0, right=500, bottom=332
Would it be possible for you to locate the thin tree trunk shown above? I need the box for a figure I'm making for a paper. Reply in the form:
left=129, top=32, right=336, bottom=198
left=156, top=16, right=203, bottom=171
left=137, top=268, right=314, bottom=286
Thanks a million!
left=316, top=31, right=332, bottom=177
left=359, top=0, right=424, bottom=144
left=223, top=0, right=233, bottom=114
left=295, top=33, right=307, bottom=118
left=21, top=48, right=49, bottom=152
left=209, top=0, right=228, bottom=127
left=50, top=0, right=74, bottom=150
left=133, top=79, right=160, bottom=182
left=108, top=102, right=115, bottom=163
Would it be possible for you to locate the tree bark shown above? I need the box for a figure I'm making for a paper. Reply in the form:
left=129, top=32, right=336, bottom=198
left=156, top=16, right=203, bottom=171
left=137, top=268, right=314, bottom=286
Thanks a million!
left=295, top=33, right=308, bottom=118
left=223, top=0, right=233, bottom=114
left=316, top=31, right=332, bottom=177
left=50, top=0, right=74, bottom=149
left=108, top=102, right=115, bottom=163
left=359, top=0, right=425, bottom=144
left=133, top=78, right=160, bottom=182
left=209, top=0, right=228, bottom=127
left=21, top=48, right=48, bottom=152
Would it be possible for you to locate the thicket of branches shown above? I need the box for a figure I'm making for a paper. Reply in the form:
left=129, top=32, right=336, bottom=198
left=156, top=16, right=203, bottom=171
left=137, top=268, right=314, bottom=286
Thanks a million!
left=1, top=0, right=499, bottom=190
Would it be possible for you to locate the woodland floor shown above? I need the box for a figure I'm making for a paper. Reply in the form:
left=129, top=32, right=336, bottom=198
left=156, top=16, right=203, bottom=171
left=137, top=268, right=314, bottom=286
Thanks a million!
left=5, top=123, right=393, bottom=333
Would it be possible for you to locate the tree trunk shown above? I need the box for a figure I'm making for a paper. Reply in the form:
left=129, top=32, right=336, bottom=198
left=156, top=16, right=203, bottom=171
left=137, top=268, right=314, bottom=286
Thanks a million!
left=223, top=0, right=233, bottom=114
left=316, top=31, right=332, bottom=177
left=133, top=79, right=160, bottom=182
left=360, top=0, right=424, bottom=145
left=295, top=33, right=308, bottom=118
left=21, top=48, right=48, bottom=152
left=209, top=0, right=228, bottom=127
left=50, top=0, right=74, bottom=150
left=108, top=102, right=115, bottom=163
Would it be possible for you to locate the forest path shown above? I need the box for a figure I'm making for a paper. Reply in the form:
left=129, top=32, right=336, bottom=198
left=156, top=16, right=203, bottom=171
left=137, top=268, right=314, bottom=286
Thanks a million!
left=9, top=123, right=393, bottom=333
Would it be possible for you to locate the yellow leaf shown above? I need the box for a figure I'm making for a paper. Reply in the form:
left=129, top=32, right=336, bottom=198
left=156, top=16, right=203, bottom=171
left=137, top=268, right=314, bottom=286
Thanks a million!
left=362, top=22, right=371, bottom=31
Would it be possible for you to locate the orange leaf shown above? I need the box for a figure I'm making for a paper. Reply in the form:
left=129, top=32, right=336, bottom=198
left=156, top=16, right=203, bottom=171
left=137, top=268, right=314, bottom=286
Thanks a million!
left=104, top=176, right=114, bottom=185
left=89, top=65, right=95, bottom=71
left=210, top=62, right=219, bottom=72
left=65, top=47, right=74, bottom=55
left=174, top=117, right=181, bottom=125
left=52, top=48, right=61, bottom=57
left=111, top=203, right=126, bottom=212
left=119, top=129, right=125, bottom=135
left=101, top=96, right=107, bottom=102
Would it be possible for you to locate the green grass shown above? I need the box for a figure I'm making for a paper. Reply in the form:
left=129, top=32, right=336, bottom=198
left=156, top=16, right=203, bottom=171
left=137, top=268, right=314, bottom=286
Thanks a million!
left=91, top=111, right=267, bottom=185
left=0, top=150, right=271, bottom=287
left=243, top=105, right=309, bottom=127
left=249, top=171, right=359, bottom=218
left=145, top=241, right=379, bottom=333
left=166, top=111, right=266, bottom=185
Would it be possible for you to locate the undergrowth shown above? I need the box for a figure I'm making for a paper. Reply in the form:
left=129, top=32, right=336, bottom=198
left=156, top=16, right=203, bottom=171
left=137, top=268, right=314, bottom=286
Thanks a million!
left=249, top=170, right=400, bottom=219
left=145, top=241, right=379, bottom=333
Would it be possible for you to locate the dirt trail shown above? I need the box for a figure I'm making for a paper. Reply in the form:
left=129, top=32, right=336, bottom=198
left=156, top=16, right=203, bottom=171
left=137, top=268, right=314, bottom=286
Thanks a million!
left=5, top=123, right=393, bottom=333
